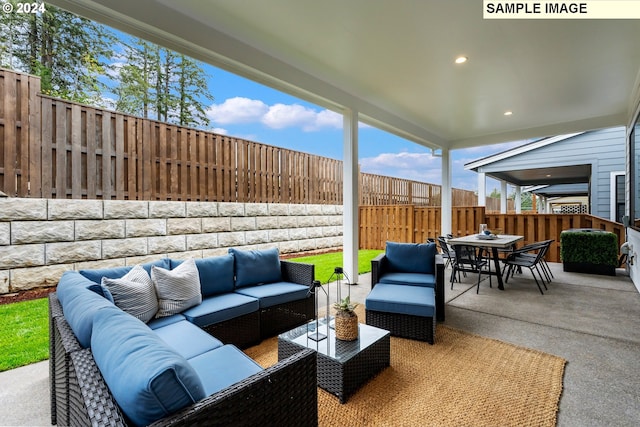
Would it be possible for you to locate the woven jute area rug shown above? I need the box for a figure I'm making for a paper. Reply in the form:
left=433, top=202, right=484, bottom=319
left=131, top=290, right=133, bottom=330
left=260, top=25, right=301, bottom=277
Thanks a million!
left=245, top=306, right=566, bottom=427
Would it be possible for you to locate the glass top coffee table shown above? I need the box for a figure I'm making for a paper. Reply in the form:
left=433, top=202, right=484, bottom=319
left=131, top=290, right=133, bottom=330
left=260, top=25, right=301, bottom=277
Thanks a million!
left=278, top=317, right=390, bottom=403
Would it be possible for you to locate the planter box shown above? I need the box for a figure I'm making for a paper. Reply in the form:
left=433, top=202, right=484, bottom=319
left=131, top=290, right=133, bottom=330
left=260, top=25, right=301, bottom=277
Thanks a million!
left=562, top=261, right=616, bottom=276
left=560, top=229, right=618, bottom=276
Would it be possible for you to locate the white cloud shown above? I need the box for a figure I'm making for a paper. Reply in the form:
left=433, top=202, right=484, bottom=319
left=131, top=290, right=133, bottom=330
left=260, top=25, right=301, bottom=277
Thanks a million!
left=360, top=152, right=442, bottom=183
left=206, top=97, right=269, bottom=124
left=262, top=103, right=316, bottom=129
left=210, top=127, right=229, bottom=135
left=206, top=97, right=342, bottom=131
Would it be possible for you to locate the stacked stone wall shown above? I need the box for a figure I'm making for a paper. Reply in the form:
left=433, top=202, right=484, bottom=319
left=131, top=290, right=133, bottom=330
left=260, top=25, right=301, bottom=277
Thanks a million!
left=0, top=198, right=343, bottom=295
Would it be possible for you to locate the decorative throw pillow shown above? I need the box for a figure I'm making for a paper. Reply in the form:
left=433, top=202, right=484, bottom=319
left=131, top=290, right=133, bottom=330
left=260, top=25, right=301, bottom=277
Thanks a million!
left=152, top=258, right=202, bottom=318
left=102, top=265, right=159, bottom=323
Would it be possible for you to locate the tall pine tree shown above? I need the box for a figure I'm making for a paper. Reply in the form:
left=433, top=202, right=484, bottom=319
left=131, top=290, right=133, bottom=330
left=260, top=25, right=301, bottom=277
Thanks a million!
left=115, top=41, right=213, bottom=127
left=0, top=1, right=114, bottom=104
left=175, top=54, right=213, bottom=127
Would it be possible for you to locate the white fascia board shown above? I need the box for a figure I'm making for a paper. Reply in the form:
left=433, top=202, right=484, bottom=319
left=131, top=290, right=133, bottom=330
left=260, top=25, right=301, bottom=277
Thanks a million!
left=464, top=132, right=584, bottom=171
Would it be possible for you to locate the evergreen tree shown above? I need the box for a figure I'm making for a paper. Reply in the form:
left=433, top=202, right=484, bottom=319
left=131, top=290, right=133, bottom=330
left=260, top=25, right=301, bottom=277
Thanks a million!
left=175, top=54, right=213, bottom=127
left=115, top=43, right=212, bottom=127
left=0, top=1, right=115, bottom=104
left=115, top=39, right=159, bottom=118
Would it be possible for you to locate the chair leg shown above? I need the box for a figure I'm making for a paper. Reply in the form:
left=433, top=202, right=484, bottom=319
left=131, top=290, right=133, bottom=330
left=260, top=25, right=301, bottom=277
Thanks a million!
left=528, top=267, right=545, bottom=295
left=534, top=266, right=548, bottom=290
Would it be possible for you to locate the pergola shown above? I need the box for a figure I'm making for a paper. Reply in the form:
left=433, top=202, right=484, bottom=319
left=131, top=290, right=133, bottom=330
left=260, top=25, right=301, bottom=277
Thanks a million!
left=48, top=0, right=640, bottom=283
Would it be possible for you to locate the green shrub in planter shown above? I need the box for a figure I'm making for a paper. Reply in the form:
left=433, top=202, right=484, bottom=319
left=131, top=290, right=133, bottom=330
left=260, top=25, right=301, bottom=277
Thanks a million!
left=560, top=230, right=618, bottom=276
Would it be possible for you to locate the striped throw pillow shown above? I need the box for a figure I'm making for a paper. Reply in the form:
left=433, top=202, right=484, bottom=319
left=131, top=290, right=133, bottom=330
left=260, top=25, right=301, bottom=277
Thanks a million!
left=102, top=265, right=158, bottom=323
left=152, top=258, right=202, bottom=318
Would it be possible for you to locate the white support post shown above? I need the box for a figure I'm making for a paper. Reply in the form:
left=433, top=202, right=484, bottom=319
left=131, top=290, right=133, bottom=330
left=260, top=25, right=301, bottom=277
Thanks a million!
left=477, top=172, right=486, bottom=207
left=500, top=180, right=508, bottom=214
left=343, top=110, right=359, bottom=284
left=515, top=185, right=522, bottom=214
left=441, top=148, right=452, bottom=235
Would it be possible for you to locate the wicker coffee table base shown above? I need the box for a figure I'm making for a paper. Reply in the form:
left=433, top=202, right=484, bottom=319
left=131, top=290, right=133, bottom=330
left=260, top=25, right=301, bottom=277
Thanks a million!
left=278, top=329, right=390, bottom=403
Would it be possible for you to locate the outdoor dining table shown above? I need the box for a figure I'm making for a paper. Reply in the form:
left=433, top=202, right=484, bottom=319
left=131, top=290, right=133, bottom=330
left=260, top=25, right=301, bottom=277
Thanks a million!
left=446, top=234, right=524, bottom=290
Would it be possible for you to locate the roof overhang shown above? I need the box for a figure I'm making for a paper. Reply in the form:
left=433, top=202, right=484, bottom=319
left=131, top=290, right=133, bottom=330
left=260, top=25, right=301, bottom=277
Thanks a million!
left=525, top=183, right=589, bottom=198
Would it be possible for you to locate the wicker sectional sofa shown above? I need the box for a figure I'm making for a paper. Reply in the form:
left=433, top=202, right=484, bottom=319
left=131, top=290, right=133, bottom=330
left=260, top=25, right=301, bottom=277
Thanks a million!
left=49, top=247, right=318, bottom=427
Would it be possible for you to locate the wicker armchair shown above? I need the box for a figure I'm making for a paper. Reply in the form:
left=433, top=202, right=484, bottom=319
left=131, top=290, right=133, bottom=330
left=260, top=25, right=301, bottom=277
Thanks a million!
left=51, top=305, right=318, bottom=427
left=371, top=252, right=445, bottom=322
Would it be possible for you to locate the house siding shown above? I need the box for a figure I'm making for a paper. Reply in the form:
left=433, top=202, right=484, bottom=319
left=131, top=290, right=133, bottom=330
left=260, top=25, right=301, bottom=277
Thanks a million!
left=480, top=127, right=625, bottom=219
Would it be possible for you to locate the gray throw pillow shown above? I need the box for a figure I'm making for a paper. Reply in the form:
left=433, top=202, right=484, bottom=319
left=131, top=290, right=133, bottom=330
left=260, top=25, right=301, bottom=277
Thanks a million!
left=102, top=265, right=158, bottom=323
left=152, top=258, right=202, bottom=318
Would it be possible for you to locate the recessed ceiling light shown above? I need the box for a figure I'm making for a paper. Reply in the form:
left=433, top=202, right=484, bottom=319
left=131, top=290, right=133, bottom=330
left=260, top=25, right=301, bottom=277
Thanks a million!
left=504, top=111, right=513, bottom=116
left=455, top=56, right=468, bottom=64
left=546, top=174, right=552, bottom=177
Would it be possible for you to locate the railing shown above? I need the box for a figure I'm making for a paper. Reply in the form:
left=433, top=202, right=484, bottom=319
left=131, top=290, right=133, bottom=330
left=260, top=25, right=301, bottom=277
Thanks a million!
left=359, top=205, right=625, bottom=262
left=1, top=67, right=477, bottom=205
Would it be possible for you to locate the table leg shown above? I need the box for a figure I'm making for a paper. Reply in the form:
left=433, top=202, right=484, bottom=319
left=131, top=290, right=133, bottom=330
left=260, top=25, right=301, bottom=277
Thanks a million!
left=491, top=247, right=505, bottom=290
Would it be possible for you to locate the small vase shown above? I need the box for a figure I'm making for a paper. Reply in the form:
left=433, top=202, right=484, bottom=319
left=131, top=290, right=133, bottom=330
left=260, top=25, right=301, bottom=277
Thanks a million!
left=334, top=311, right=359, bottom=341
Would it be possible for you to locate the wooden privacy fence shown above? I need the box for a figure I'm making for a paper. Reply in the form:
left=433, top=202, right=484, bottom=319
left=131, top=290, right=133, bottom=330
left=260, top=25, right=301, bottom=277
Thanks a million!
left=1, top=68, right=477, bottom=204
left=360, top=205, right=626, bottom=263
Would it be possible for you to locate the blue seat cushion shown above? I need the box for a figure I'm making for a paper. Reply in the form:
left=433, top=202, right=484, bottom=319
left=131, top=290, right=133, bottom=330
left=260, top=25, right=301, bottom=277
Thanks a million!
left=182, top=293, right=259, bottom=327
left=229, top=247, right=282, bottom=288
left=153, top=320, right=224, bottom=359
left=385, top=241, right=436, bottom=274
left=234, top=282, right=310, bottom=308
left=147, top=313, right=186, bottom=330
left=379, top=272, right=436, bottom=288
left=56, top=271, right=115, bottom=348
left=172, top=255, right=235, bottom=297
left=366, top=284, right=435, bottom=318
left=188, top=345, right=263, bottom=396
left=91, top=306, right=205, bottom=427
left=79, top=258, right=170, bottom=284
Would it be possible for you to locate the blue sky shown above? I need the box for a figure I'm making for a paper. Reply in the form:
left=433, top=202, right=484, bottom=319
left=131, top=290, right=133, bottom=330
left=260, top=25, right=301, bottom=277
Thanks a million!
left=104, top=30, right=526, bottom=194
left=203, top=65, right=525, bottom=193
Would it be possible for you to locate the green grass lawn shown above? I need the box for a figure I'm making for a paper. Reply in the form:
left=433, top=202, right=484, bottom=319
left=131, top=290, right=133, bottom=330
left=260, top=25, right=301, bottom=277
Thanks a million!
left=0, top=297, right=49, bottom=372
left=0, top=249, right=383, bottom=371
left=288, top=249, right=383, bottom=284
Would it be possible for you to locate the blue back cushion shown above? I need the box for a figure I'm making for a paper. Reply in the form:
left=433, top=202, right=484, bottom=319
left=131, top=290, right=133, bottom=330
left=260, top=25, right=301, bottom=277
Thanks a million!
left=385, top=241, right=436, bottom=274
left=171, top=255, right=235, bottom=297
left=56, top=271, right=115, bottom=348
left=79, top=258, right=170, bottom=284
left=91, top=306, right=206, bottom=427
left=229, top=247, right=282, bottom=288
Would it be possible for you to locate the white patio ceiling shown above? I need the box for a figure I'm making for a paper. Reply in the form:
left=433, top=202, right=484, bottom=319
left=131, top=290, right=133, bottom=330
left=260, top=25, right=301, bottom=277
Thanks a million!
left=49, top=0, right=640, bottom=151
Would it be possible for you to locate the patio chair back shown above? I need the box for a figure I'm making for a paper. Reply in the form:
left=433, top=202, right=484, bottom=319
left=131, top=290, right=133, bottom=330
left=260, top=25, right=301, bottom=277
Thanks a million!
left=503, top=240, right=551, bottom=294
left=437, top=236, right=455, bottom=268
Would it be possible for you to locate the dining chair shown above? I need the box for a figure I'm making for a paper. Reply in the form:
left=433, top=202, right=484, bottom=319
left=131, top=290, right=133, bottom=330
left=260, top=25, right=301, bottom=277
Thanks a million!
left=437, top=236, right=455, bottom=269
left=451, top=244, right=491, bottom=293
left=502, top=242, right=549, bottom=294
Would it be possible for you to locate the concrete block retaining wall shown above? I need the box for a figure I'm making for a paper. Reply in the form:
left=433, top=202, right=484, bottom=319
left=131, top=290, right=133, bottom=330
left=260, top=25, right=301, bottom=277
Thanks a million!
left=0, top=198, right=343, bottom=295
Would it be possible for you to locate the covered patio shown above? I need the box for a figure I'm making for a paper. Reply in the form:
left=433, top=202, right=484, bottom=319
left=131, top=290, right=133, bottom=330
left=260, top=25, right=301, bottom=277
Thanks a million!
left=2, top=264, right=639, bottom=426
left=14, top=2, right=640, bottom=425
left=48, top=0, right=640, bottom=288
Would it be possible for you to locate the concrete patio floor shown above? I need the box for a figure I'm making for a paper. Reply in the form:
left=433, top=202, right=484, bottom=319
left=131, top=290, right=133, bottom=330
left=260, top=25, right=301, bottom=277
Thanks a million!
left=1, top=262, right=639, bottom=426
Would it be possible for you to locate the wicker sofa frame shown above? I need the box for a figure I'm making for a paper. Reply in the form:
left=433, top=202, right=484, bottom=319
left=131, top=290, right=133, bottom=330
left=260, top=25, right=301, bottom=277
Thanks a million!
left=367, top=252, right=444, bottom=343
left=50, top=309, right=317, bottom=427
left=49, top=258, right=317, bottom=426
